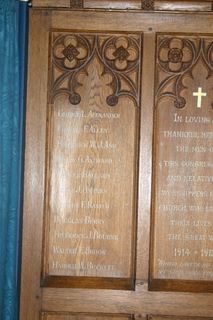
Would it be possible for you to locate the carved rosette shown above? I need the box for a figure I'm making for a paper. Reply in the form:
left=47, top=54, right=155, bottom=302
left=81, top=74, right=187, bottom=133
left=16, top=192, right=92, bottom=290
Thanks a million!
left=70, top=0, right=83, bottom=8
left=156, top=36, right=213, bottom=109
left=50, top=33, right=141, bottom=107
left=141, top=0, right=154, bottom=11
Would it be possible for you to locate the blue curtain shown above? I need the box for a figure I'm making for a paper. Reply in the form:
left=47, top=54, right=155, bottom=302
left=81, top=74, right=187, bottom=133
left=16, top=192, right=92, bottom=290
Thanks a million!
left=0, top=1, right=28, bottom=319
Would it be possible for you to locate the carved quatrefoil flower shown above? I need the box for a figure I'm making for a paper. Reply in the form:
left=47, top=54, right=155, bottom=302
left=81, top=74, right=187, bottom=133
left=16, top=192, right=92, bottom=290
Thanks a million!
left=54, top=35, right=87, bottom=69
left=168, top=48, right=183, bottom=63
left=159, top=38, right=193, bottom=73
left=105, top=37, right=138, bottom=71
left=141, top=0, right=154, bottom=10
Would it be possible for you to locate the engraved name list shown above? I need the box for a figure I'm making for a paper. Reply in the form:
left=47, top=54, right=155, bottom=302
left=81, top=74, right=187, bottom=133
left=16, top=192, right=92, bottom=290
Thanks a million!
left=42, top=32, right=141, bottom=284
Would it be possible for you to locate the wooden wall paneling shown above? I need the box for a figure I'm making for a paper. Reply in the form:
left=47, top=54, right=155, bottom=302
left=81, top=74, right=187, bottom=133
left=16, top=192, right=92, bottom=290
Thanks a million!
left=21, top=7, right=213, bottom=320
left=41, top=9, right=213, bottom=314
left=50, top=11, right=213, bottom=34
left=41, top=312, right=135, bottom=319
left=42, top=284, right=213, bottom=317
left=20, top=10, right=52, bottom=320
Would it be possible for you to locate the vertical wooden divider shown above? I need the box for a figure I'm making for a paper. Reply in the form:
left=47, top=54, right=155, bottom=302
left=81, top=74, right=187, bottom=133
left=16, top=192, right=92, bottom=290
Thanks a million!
left=137, top=31, right=156, bottom=281
left=20, top=10, right=52, bottom=319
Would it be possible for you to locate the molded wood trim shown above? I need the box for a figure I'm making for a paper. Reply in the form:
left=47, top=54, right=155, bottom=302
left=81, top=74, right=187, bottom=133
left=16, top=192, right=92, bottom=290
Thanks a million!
left=32, top=0, right=213, bottom=12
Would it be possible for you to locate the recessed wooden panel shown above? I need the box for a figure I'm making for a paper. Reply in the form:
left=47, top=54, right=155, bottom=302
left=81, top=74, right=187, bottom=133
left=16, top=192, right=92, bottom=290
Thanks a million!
left=150, top=35, right=213, bottom=292
left=149, top=316, right=213, bottom=320
left=42, top=32, right=142, bottom=289
left=41, top=312, right=134, bottom=320
left=155, top=1, right=212, bottom=12
left=84, top=1, right=141, bottom=9
left=32, top=0, right=71, bottom=7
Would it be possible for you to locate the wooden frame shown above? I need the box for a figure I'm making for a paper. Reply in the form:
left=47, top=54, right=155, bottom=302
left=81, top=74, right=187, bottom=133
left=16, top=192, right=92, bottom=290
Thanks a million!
left=20, top=7, right=213, bottom=319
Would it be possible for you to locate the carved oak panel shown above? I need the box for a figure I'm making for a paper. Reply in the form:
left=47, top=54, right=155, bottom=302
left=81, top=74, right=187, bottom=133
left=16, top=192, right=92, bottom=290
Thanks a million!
left=150, top=35, right=213, bottom=292
left=42, top=32, right=142, bottom=290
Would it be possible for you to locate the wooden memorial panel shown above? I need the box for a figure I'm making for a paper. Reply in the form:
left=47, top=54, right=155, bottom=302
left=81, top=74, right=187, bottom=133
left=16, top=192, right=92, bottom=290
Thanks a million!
left=41, top=313, right=134, bottom=320
left=42, top=31, right=142, bottom=289
left=150, top=34, right=213, bottom=292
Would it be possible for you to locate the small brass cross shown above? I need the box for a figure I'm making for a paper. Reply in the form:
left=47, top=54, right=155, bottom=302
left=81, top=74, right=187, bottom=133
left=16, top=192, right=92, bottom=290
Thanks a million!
left=193, top=87, right=207, bottom=109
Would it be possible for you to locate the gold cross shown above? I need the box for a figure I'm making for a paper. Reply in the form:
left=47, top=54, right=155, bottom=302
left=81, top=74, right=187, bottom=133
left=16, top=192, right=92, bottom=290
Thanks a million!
left=193, top=87, right=207, bottom=109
